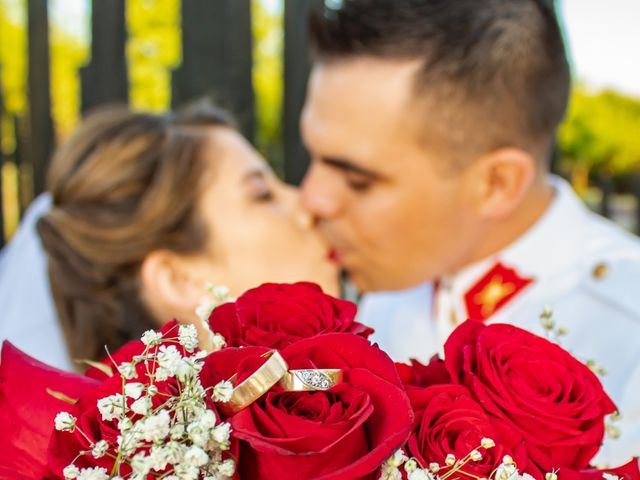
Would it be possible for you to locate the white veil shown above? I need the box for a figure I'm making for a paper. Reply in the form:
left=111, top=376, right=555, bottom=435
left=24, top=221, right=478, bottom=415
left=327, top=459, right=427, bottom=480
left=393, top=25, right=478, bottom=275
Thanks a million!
left=0, top=193, right=73, bottom=370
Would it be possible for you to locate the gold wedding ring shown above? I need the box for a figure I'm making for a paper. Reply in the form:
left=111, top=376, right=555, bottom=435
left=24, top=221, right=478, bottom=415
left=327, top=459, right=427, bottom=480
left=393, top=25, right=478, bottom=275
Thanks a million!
left=278, top=369, right=344, bottom=392
left=218, top=350, right=288, bottom=415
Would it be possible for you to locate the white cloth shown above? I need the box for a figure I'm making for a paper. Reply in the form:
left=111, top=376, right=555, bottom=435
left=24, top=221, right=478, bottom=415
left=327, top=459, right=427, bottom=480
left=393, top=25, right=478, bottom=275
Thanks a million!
left=0, top=193, right=73, bottom=371
left=357, top=175, right=640, bottom=466
left=357, top=282, right=433, bottom=361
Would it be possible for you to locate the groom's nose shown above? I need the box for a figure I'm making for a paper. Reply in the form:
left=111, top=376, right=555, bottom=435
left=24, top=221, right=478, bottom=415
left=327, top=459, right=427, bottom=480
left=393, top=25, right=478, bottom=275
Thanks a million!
left=300, top=161, right=343, bottom=221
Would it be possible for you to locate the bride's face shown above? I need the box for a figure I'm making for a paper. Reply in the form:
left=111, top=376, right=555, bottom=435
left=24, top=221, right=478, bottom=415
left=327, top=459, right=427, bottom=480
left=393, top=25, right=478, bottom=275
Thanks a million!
left=194, top=127, right=340, bottom=298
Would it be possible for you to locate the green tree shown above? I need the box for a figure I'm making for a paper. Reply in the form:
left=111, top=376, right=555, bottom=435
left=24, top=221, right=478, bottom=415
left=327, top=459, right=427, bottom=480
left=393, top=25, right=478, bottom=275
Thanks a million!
left=559, top=86, right=640, bottom=191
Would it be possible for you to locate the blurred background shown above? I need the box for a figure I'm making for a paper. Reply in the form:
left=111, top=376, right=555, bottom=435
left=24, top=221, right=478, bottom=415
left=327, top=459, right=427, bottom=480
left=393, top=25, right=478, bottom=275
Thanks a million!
left=0, top=0, right=638, bottom=247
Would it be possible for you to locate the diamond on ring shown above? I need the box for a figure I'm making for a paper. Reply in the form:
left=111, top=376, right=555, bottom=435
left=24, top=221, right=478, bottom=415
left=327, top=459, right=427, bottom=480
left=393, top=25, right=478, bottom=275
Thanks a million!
left=278, top=368, right=344, bottom=392
left=294, top=370, right=334, bottom=390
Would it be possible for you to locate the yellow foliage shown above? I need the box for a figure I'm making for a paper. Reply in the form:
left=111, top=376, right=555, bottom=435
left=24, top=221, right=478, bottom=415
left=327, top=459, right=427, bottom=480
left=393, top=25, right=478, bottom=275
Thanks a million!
left=0, top=0, right=27, bottom=115
left=1, top=161, right=19, bottom=237
left=127, top=0, right=181, bottom=112
left=559, top=86, right=640, bottom=176
left=252, top=0, right=283, bottom=167
left=50, top=26, right=90, bottom=138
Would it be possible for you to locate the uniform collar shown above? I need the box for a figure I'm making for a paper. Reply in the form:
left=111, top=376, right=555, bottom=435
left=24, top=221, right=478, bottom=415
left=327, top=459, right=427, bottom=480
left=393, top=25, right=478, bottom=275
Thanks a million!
left=438, top=175, right=591, bottom=315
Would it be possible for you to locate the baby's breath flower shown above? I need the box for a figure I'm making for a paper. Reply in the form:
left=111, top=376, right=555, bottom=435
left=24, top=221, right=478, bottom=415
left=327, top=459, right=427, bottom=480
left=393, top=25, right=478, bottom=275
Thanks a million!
left=76, top=467, right=109, bottom=480
left=429, top=463, right=440, bottom=473
left=213, top=380, right=234, bottom=402
left=117, top=361, right=137, bottom=380
left=193, top=350, right=209, bottom=360
left=118, top=417, right=133, bottom=432
left=141, top=330, right=163, bottom=346
left=445, top=454, right=456, bottom=466
left=199, top=409, right=217, bottom=430
left=408, top=470, right=433, bottom=480
left=124, top=382, right=145, bottom=399
left=164, top=440, right=187, bottom=464
left=386, top=448, right=409, bottom=467
left=140, top=409, right=171, bottom=442
left=174, top=464, right=199, bottom=480
left=183, top=445, right=209, bottom=467
left=211, top=333, right=227, bottom=351
left=148, top=445, right=169, bottom=472
left=195, top=299, right=216, bottom=323
left=186, top=423, right=209, bottom=448
left=212, top=285, right=230, bottom=299
left=503, top=455, right=515, bottom=465
left=381, top=449, right=408, bottom=480
left=212, top=422, right=231, bottom=447
left=170, top=423, right=185, bottom=440
left=495, top=463, right=519, bottom=480
left=404, top=459, right=418, bottom=473
left=176, top=358, right=199, bottom=382
left=470, top=449, right=483, bottom=462
left=602, top=474, right=620, bottom=480
left=63, top=464, right=80, bottom=479
left=481, top=437, right=495, bottom=449
left=117, top=429, right=142, bottom=456
left=131, top=396, right=152, bottom=416
left=91, top=440, right=109, bottom=459
left=97, top=394, right=125, bottom=421
left=147, top=384, right=158, bottom=396
left=545, top=473, right=559, bottom=480
left=156, top=345, right=182, bottom=380
left=130, top=452, right=152, bottom=477
left=218, top=458, right=236, bottom=476
left=54, top=412, right=76, bottom=432
left=379, top=466, right=403, bottom=480
left=179, top=324, right=200, bottom=352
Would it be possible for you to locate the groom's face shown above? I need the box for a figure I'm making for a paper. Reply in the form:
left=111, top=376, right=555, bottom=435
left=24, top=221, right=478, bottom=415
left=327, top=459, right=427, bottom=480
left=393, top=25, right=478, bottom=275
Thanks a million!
left=300, top=58, right=481, bottom=292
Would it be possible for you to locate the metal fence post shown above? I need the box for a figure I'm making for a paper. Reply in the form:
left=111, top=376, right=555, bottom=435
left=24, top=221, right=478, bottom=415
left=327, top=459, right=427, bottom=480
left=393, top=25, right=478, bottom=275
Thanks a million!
left=81, top=0, right=129, bottom=112
left=283, top=0, right=321, bottom=185
left=27, top=0, right=54, bottom=197
left=172, top=0, right=255, bottom=141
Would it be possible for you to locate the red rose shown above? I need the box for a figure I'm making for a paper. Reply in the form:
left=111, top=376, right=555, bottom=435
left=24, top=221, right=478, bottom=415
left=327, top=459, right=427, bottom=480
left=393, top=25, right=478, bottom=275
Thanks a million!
left=208, top=282, right=373, bottom=350
left=445, top=321, right=617, bottom=476
left=226, top=333, right=413, bottom=480
left=405, top=384, right=529, bottom=480
left=396, top=355, right=451, bottom=389
left=0, top=342, right=99, bottom=479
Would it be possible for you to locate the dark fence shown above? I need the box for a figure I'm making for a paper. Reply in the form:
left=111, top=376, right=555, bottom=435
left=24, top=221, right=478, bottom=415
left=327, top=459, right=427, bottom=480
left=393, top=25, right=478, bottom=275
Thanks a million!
left=0, top=0, right=322, bottom=247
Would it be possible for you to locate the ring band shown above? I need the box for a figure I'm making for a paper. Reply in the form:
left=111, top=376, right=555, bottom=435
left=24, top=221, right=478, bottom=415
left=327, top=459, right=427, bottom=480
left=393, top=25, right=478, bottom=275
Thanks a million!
left=218, top=351, right=288, bottom=415
left=278, top=369, right=344, bottom=392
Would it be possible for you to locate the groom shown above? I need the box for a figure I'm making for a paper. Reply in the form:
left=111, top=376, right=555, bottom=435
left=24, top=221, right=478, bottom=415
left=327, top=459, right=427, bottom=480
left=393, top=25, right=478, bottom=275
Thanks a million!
left=299, top=0, right=640, bottom=465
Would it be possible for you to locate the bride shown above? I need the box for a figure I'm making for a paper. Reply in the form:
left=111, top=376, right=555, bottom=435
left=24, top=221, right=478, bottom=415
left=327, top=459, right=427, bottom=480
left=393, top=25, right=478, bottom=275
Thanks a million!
left=0, top=104, right=339, bottom=371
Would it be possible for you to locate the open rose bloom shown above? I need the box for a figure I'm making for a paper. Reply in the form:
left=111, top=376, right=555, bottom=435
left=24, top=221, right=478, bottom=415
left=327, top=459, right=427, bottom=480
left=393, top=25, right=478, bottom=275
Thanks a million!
left=0, top=282, right=638, bottom=480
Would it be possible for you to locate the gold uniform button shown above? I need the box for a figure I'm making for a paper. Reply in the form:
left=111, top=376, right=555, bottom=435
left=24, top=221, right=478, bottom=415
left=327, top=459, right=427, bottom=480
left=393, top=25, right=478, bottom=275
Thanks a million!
left=592, top=262, right=609, bottom=280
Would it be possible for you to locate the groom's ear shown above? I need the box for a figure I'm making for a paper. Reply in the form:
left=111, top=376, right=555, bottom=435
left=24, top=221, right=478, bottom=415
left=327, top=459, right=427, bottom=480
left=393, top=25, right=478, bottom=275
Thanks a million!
left=139, top=250, right=206, bottom=325
left=464, top=147, right=536, bottom=219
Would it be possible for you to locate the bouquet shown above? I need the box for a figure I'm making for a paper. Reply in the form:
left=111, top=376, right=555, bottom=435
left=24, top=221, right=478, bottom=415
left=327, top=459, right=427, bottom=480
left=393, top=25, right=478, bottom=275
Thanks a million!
left=0, top=282, right=637, bottom=480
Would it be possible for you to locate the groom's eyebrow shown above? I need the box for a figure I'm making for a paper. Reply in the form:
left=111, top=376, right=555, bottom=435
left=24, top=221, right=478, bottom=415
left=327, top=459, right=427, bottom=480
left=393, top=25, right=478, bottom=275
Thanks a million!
left=320, top=157, right=383, bottom=180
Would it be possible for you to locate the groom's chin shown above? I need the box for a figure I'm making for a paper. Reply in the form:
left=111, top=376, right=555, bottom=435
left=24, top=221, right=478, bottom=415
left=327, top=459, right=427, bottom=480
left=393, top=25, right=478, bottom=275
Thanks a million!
left=344, top=268, right=416, bottom=294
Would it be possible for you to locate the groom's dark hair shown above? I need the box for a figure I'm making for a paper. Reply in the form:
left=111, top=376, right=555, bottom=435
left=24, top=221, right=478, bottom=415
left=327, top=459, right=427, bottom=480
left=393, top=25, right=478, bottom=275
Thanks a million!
left=309, top=0, right=570, bottom=167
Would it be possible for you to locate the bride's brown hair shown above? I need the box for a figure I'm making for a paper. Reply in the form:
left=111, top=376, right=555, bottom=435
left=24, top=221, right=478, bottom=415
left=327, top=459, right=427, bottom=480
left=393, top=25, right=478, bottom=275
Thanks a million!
left=37, top=104, right=233, bottom=366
